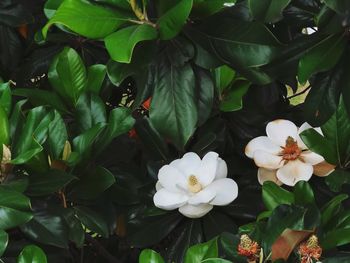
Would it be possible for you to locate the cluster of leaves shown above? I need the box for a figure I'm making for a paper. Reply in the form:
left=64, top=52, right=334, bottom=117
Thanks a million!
left=0, top=0, right=349, bottom=262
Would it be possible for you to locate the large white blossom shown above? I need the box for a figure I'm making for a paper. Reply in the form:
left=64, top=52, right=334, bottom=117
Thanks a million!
left=153, top=152, right=238, bottom=218
left=245, top=119, right=334, bottom=186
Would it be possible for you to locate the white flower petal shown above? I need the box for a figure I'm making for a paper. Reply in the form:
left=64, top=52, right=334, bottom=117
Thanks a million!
left=301, top=151, right=324, bottom=165
left=253, top=150, right=284, bottom=169
left=158, top=165, right=187, bottom=192
left=276, top=160, right=313, bottom=186
left=266, top=119, right=298, bottom=147
left=178, top=203, right=213, bottom=218
left=194, top=152, right=218, bottom=187
left=206, top=178, right=238, bottom=206
left=215, top=158, right=228, bottom=179
left=153, top=188, right=188, bottom=210
left=257, top=168, right=282, bottom=186
left=188, top=188, right=216, bottom=205
left=245, top=136, right=281, bottom=158
left=155, top=181, right=162, bottom=191
left=170, top=152, right=201, bottom=176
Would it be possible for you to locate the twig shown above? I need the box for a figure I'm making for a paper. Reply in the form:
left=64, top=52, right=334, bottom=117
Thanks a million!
left=287, top=85, right=311, bottom=100
left=85, top=234, right=122, bottom=263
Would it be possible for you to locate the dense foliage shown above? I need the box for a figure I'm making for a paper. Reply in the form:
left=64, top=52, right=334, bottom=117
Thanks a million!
left=0, top=0, right=350, bottom=262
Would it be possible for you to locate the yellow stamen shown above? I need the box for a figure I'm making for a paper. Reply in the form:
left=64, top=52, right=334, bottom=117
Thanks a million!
left=188, top=175, right=202, bottom=193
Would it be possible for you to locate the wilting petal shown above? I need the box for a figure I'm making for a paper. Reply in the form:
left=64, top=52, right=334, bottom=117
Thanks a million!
left=257, top=168, right=282, bottom=185
left=206, top=178, right=238, bottom=206
left=188, top=188, right=216, bottom=205
left=158, top=165, right=187, bottom=192
left=170, top=152, right=201, bottom=176
left=266, top=119, right=298, bottom=147
left=245, top=136, right=281, bottom=158
left=215, top=158, right=228, bottom=179
left=301, top=151, right=324, bottom=165
left=178, top=203, right=213, bottom=218
left=253, top=150, right=284, bottom=170
left=313, top=161, right=335, bottom=177
left=153, top=188, right=188, bottom=210
left=194, top=152, right=218, bottom=187
left=276, top=160, right=313, bottom=186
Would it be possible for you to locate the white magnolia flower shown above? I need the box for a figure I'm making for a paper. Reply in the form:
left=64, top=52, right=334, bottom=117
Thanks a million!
left=245, top=119, right=334, bottom=186
left=153, top=152, right=238, bottom=218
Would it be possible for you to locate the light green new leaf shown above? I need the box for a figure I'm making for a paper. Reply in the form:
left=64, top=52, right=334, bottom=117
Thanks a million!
left=17, top=245, right=47, bottom=263
left=42, top=0, right=130, bottom=39
left=158, top=0, right=193, bottom=40
left=105, top=24, right=158, bottom=63
left=249, top=0, right=291, bottom=23
left=298, top=34, right=346, bottom=84
left=139, top=249, right=165, bottom=263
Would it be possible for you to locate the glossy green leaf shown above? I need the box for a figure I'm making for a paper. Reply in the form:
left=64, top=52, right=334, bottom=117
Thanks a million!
left=0, top=82, right=12, bottom=115
left=49, top=47, right=87, bottom=105
left=95, top=107, right=135, bottom=154
left=0, top=188, right=33, bottom=229
left=27, top=170, right=75, bottom=196
left=17, top=245, right=47, bottom=263
left=86, top=64, right=106, bottom=94
left=298, top=34, right=346, bottom=84
left=249, top=0, right=291, bottom=23
left=195, top=67, right=214, bottom=125
left=48, top=110, right=67, bottom=160
left=139, top=249, right=165, bottom=263
left=158, top=0, right=193, bottom=39
left=262, top=181, right=294, bottom=210
left=293, top=181, right=315, bottom=206
left=219, top=80, right=250, bottom=112
left=21, top=209, right=69, bottom=248
left=321, top=194, right=348, bottom=226
left=105, top=24, right=158, bottom=63
left=0, top=104, right=10, bottom=146
left=44, top=0, right=64, bottom=19
left=322, top=228, right=350, bottom=249
left=300, top=128, right=337, bottom=165
left=326, top=169, right=350, bottom=192
left=74, top=206, right=109, bottom=237
left=75, top=93, right=107, bottom=132
left=324, top=0, right=350, bottom=15
left=42, top=0, right=129, bottom=39
left=62, top=208, right=85, bottom=247
left=184, top=238, right=218, bottom=263
left=150, top=60, right=197, bottom=149
left=69, top=166, right=115, bottom=200
left=0, top=230, right=8, bottom=257
left=215, top=65, right=235, bottom=93
left=192, top=0, right=236, bottom=18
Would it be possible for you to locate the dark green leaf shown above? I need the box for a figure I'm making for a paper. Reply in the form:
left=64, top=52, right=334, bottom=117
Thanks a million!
left=249, top=0, right=291, bottom=22
left=150, top=60, right=197, bottom=149
left=69, top=166, right=115, bottom=200
left=324, top=0, right=350, bottom=15
left=74, top=206, right=109, bottom=237
left=0, top=230, right=8, bottom=257
left=321, top=228, right=350, bottom=250
left=48, top=110, right=68, bottom=160
left=219, top=80, right=250, bottom=112
left=298, top=34, right=346, bottom=84
left=184, top=238, right=218, bottom=263
left=27, top=170, right=75, bottom=196
left=293, top=181, right=315, bottom=206
left=321, top=194, right=348, bottom=226
left=326, top=169, right=350, bottom=192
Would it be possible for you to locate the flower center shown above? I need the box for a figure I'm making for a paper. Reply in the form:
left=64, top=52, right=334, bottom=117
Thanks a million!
left=281, top=136, right=301, bottom=161
left=188, top=175, right=202, bottom=193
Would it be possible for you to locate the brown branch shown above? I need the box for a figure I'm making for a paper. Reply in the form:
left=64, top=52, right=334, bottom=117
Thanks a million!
left=85, top=234, right=122, bottom=263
